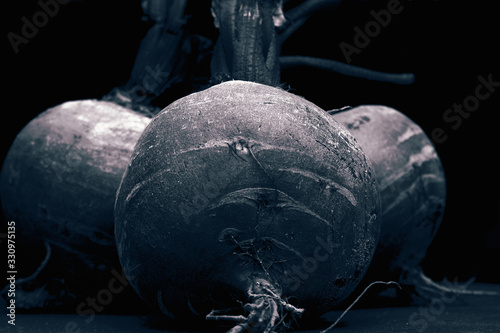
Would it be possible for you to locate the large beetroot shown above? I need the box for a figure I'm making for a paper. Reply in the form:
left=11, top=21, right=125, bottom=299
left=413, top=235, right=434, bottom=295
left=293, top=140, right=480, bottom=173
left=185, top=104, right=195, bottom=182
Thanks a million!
left=114, top=80, right=381, bottom=329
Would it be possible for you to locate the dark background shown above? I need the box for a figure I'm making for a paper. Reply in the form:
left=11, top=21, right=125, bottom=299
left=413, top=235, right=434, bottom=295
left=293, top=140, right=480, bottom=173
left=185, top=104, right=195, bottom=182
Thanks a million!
left=2, top=0, right=499, bottom=287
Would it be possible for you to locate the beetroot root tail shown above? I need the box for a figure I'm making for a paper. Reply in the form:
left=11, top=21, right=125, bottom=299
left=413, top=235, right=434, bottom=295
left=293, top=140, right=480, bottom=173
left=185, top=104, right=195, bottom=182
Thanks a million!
left=206, top=277, right=304, bottom=333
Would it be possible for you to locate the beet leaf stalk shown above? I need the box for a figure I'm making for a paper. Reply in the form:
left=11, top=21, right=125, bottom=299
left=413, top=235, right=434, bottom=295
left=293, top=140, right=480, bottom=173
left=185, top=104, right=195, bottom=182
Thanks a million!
left=103, top=0, right=191, bottom=116
left=210, top=0, right=286, bottom=86
left=280, top=56, right=415, bottom=85
left=211, top=0, right=415, bottom=86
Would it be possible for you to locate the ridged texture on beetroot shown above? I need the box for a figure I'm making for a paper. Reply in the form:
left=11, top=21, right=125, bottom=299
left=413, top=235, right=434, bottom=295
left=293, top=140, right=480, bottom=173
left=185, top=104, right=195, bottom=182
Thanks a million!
left=2, top=99, right=150, bottom=250
left=332, top=105, right=446, bottom=278
left=115, top=81, right=381, bottom=321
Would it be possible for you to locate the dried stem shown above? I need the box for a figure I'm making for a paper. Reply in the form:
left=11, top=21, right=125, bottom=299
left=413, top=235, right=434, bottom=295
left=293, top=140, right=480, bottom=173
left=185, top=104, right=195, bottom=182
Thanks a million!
left=104, top=0, right=190, bottom=113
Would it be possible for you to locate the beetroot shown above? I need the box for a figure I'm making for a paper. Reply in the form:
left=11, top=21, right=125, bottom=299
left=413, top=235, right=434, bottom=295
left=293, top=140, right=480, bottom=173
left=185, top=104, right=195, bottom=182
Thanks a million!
left=331, top=105, right=446, bottom=284
left=0, top=0, right=194, bottom=309
left=114, top=80, right=381, bottom=328
left=1, top=100, right=150, bottom=308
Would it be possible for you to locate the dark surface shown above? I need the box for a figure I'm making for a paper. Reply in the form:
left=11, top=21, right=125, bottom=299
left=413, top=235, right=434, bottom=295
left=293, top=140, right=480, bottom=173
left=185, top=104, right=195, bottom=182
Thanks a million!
left=4, top=283, right=500, bottom=332
left=2, top=0, right=499, bottom=326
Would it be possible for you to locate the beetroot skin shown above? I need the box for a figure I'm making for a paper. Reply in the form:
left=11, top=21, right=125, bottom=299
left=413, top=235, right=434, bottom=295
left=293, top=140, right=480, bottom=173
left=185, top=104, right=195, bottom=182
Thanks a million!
left=114, top=81, right=381, bottom=325
left=1, top=100, right=150, bottom=309
left=332, top=105, right=446, bottom=284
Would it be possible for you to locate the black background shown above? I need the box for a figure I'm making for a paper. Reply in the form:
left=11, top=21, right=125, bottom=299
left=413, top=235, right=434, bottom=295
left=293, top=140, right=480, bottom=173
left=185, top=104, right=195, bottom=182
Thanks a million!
left=2, top=0, right=499, bottom=285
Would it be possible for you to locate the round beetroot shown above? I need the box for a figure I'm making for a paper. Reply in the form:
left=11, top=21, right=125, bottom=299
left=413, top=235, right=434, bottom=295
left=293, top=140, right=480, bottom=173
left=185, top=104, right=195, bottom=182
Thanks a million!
left=331, top=105, right=446, bottom=283
left=115, top=80, right=381, bottom=326
left=1, top=99, right=150, bottom=308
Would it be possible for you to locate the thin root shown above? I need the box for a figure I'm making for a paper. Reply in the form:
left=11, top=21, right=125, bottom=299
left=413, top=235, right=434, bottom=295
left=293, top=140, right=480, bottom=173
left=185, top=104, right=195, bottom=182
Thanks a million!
left=11, top=241, right=52, bottom=287
left=206, top=310, right=247, bottom=323
left=414, top=270, right=500, bottom=297
left=321, top=281, right=401, bottom=333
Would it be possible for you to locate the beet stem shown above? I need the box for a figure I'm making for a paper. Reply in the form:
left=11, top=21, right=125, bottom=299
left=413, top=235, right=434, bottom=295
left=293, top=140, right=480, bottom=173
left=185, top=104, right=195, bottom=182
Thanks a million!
left=280, top=56, right=415, bottom=85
